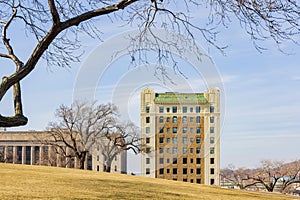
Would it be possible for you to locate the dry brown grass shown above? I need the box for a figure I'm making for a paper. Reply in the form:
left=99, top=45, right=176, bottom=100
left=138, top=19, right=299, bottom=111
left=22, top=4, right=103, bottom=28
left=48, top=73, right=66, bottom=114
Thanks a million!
left=0, top=163, right=297, bottom=200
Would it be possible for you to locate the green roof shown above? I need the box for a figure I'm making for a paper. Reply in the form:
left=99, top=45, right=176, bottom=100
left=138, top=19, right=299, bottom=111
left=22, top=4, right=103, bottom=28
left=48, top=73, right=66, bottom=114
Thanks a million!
left=154, top=93, right=207, bottom=104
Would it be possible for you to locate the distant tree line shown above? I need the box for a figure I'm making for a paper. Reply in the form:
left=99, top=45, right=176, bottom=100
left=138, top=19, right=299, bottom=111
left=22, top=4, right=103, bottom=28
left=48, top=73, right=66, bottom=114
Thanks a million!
left=221, top=160, right=300, bottom=194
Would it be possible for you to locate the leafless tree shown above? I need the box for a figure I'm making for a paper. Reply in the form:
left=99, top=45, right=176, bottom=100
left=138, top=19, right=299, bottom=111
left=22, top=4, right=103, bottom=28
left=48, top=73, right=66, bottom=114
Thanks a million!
left=40, top=101, right=117, bottom=169
left=221, top=164, right=259, bottom=190
left=100, top=121, right=139, bottom=173
left=0, top=1, right=299, bottom=127
left=278, top=160, right=300, bottom=193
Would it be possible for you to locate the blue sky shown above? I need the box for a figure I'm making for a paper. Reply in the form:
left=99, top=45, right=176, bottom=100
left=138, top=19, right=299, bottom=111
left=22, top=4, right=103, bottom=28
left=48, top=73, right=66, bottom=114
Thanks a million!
left=0, top=3, right=299, bottom=173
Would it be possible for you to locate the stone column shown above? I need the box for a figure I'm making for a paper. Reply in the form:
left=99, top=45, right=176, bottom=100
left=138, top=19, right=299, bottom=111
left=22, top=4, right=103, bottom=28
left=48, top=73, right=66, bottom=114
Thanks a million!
left=12, top=146, right=17, bottom=164
left=84, top=155, right=88, bottom=170
left=66, top=147, right=71, bottom=168
left=30, top=146, right=35, bottom=165
left=56, top=148, right=62, bottom=167
left=3, top=146, right=8, bottom=162
left=48, top=145, right=52, bottom=166
left=39, top=145, right=44, bottom=165
left=22, top=146, right=26, bottom=164
left=74, top=157, right=79, bottom=169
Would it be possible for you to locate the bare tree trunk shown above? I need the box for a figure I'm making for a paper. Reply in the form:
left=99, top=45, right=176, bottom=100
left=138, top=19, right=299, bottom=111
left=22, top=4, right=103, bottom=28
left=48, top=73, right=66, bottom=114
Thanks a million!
left=104, top=159, right=113, bottom=173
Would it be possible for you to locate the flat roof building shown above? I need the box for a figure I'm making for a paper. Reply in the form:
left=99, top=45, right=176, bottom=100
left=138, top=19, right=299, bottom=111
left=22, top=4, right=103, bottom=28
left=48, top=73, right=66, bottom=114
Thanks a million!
left=140, top=87, right=220, bottom=185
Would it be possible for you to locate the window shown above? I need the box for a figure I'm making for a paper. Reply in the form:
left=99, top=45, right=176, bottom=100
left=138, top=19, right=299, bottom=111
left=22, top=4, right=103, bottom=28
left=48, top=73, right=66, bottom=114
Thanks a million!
left=183, top=158, right=187, bottom=164
left=172, top=137, right=177, bottom=144
left=146, top=168, right=150, bottom=175
left=210, top=106, right=214, bottom=113
left=210, top=127, right=214, bottom=133
left=146, top=137, right=150, bottom=144
left=159, top=106, right=164, bottom=113
left=197, top=179, right=201, bottom=184
left=146, top=127, right=150, bottom=134
left=146, top=117, right=150, bottom=123
left=196, top=158, right=201, bottom=164
left=196, top=168, right=201, bottom=174
left=115, top=165, right=117, bottom=172
left=196, top=116, right=200, bottom=123
left=189, top=117, right=194, bottom=122
left=182, top=106, right=187, bottom=113
left=172, top=158, right=177, bottom=164
left=146, top=106, right=150, bottom=113
left=159, top=137, right=164, bottom=143
left=167, top=128, right=170, bottom=133
left=159, top=148, right=164, bottom=154
left=190, top=107, right=193, bottom=112
left=210, top=168, right=215, bottom=175
left=196, top=106, right=201, bottom=113
left=210, top=116, right=214, bottom=123
left=210, top=179, right=215, bottom=185
left=172, top=106, right=177, bottom=113
left=183, top=179, right=187, bottom=182
left=190, top=138, right=194, bottom=143
left=210, top=137, right=215, bottom=144
left=146, top=158, right=150, bottom=164
left=182, top=127, right=187, bottom=133
left=173, top=147, right=177, bottom=154
left=190, top=148, right=193, bottom=153
left=210, top=158, right=215, bottom=164
left=159, top=127, right=164, bottom=133
left=159, top=168, right=164, bottom=175
left=182, top=116, right=187, bottom=123
left=190, top=179, right=194, bottom=183
left=190, top=169, right=194, bottom=173
left=196, top=147, right=201, bottom=154
left=182, top=137, right=187, bottom=144
left=173, top=127, right=177, bottom=133
left=159, top=116, right=164, bottom=123
left=196, top=127, right=201, bottom=134
left=172, top=116, right=177, bottom=123
left=183, top=147, right=187, bottom=154
left=167, top=138, right=170, bottom=143
left=173, top=168, right=177, bottom=174
left=145, top=148, right=151, bottom=153
left=183, top=168, right=187, bottom=174
left=166, top=117, right=170, bottom=122
left=159, top=158, right=164, bottom=164
left=196, top=137, right=200, bottom=144
left=166, top=148, right=170, bottom=153
left=167, top=169, right=170, bottom=173
left=190, top=158, right=194, bottom=163
left=210, top=147, right=215, bottom=154
left=190, top=128, right=193, bottom=133
left=97, top=156, right=99, bottom=161
left=166, top=107, right=170, bottom=112
left=167, top=158, right=170, bottom=163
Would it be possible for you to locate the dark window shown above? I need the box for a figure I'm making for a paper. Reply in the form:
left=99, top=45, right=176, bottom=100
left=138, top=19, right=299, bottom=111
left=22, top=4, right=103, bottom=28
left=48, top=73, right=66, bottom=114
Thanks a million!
left=146, top=106, right=150, bottom=113
left=196, top=137, right=200, bottom=143
left=182, top=106, right=187, bottom=113
left=190, top=107, right=193, bottom=112
left=210, top=127, right=214, bottom=133
left=146, top=168, right=150, bottom=175
left=182, top=127, right=187, bottom=133
left=173, top=127, right=177, bottom=133
left=159, top=158, right=164, bottom=164
left=196, top=116, right=200, bottom=123
left=166, top=117, right=170, bottom=122
left=210, top=158, right=215, bottom=164
left=159, top=168, right=164, bottom=175
left=167, top=169, right=170, bottom=173
left=183, top=158, right=187, bottom=164
left=210, top=137, right=214, bottom=144
left=167, top=128, right=170, bottom=133
left=183, top=168, right=187, bottom=174
left=190, top=169, right=194, bottom=173
left=182, top=116, right=187, bottom=123
left=166, top=107, right=170, bottom=112
left=159, top=127, right=164, bottom=133
left=196, top=158, right=201, bottom=164
left=183, top=179, right=187, bottom=182
left=210, top=106, right=214, bottom=113
left=196, top=147, right=201, bottom=154
left=210, top=116, right=214, bottom=123
left=196, top=106, right=201, bottom=113
left=159, top=116, right=164, bottom=123
left=146, top=117, right=150, bottom=123
left=190, top=158, right=194, bottom=163
left=210, top=179, right=215, bottom=185
left=159, top=148, right=163, bottom=154
left=146, top=137, right=150, bottom=144
left=159, top=106, right=164, bottom=113
left=172, top=106, right=177, bottom=113
left=159, top=137, right=164, bottom=143
left=190, top=179, right=194, bottom=183
left=197, top=179, right=201, bottom=184
left=146, top=148, right=151, bottom=153
left=146, top=158, right=150, bottom=164
left=172, top=158, right=177, bottom=164
left=196, top=168, right=201, bottom=174
left=172, top=116, right=177, bottom=123
left=196, top=127, right=201, bottom=134
left=173, top=168, right=177, bottom=174
left=210, top=168, right=215, bottom=175
left=210, top=147, right=215, bottom=154
left=190, top=148, right=193, bottom=153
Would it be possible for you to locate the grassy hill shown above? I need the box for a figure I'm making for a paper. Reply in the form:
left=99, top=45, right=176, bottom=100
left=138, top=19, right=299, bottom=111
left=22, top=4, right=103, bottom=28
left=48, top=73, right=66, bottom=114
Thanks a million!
left=0, top=163, right=297, bottom=200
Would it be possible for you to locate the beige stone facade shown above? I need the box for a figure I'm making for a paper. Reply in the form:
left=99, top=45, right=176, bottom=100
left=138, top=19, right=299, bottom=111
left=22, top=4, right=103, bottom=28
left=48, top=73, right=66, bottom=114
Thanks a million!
left=140, top=87, right=220, bottom=185
left=0, top=131, right=127, bottom=174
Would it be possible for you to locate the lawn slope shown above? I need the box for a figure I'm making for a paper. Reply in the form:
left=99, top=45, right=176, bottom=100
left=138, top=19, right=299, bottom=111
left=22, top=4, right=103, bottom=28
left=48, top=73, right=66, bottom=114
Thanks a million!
left=0, top=163, right=297, bottom=200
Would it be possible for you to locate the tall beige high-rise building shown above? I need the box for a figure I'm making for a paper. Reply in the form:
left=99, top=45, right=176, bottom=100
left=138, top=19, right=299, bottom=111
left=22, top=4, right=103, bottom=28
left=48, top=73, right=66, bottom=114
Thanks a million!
left=140, top=87, right=220, bottom=185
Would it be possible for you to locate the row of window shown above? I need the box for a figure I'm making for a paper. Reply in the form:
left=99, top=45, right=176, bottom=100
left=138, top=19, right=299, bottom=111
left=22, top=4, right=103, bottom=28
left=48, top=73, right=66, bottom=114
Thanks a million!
left=145, top=157, right=215, bottom=166
left=157, top=137, right=201, bottom=144
left=158, top=167, right=202, bottom=175
left=145, top=126, right=214, bottom=134
left=144, top=147, right=215, bottom=155
left=146, top=106, right=215, bottom=114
